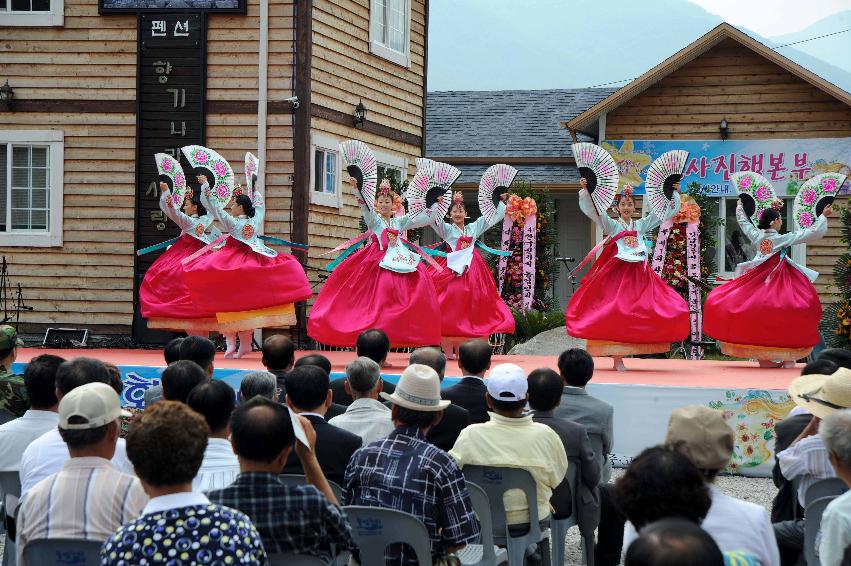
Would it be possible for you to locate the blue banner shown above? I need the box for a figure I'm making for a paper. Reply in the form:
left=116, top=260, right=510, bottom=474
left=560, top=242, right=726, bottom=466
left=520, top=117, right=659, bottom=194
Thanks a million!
left=603, top=138, right=851, bottom=196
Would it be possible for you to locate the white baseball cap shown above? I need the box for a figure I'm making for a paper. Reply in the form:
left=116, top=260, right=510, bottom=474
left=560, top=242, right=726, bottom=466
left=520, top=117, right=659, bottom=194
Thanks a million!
left=59, top=382, right=130, bottom=430
left=486, top=363, right=527, bottom=402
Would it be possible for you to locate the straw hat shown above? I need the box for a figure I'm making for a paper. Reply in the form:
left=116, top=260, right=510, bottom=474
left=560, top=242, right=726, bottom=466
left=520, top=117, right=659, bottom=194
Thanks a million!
left=380, top=364, right=450, bottom=412
left=788, top=367, right=851, bottom=419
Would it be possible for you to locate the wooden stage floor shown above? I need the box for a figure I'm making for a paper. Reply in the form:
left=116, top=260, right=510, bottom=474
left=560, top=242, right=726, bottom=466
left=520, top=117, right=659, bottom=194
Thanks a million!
left=16, top=347, right=800, bottom=391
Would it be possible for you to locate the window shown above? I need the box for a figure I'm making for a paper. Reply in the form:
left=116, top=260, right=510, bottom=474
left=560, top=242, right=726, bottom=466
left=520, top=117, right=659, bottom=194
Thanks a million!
left=310, top=134, right=341, bottom=208
left=0, top=0, right=63, bottom=26
left=370, top=0, right=410, bottom=67
left=0, top=131, right=63, bottom=247
left=377, top=163, right=403, bottom=187
left=716, top=197, right=804, bottom=275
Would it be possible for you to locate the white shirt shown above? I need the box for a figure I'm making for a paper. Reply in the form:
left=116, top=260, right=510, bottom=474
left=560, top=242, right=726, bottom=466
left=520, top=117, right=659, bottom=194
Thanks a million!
left=0, top=410, right=59, bottom=471
left=143, top=491, right=210, bottom=516
left=192, top=438, right=240, bottom=493
left=778, top=434, right=837, bottom=502
left=19, top=428, right=135, bottom=501
left=820, top=489, right=851, bottom=566
left=328, top=398, right=394, bottom=445
left=624, top=484, right=780, bottom=566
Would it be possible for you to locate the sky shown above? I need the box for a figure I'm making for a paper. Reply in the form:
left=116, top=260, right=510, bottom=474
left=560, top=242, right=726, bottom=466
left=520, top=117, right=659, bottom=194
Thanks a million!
left=690, top=0, right=850, bottom=35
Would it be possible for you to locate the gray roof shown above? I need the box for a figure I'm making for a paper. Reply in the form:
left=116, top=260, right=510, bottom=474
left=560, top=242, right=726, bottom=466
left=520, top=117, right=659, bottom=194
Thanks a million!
left=425, top=88, right=617, bottom=159
left=453, top=163, right=582, bottom=186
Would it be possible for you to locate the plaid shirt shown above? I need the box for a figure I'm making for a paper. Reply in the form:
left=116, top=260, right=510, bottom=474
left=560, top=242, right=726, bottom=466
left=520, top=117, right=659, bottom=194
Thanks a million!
left=343, top=425, right=480, bottom=565
left=207, top=472, right=353, bottom=562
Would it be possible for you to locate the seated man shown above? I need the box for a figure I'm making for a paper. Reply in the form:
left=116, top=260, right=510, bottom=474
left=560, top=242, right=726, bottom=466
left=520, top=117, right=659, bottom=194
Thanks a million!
left=17, top=383, right=148, bottom=565
left=330, top=329, right=395, bottom=406
left=187, top=380, right=240, bottom=492
left=409, top=347, right=471, bottom=451
left=819, top=409, right=851, bottom=566
left=294, top=354, right=347, bottom=420
left=329, top=357, right=394, bottom=444
left=145, top=336, right=215, bottom=406
left=261, top=334, right=295, bottom=401
left=441, top=339, right=492, bottom=424
left=239, top=371, right=279, bottom=402
left=450, top=363, right=568, bottom=530
left=626, top=518, right=724, bottom=566
left=344, top=364, right=480, bottom=565
left=0, top=324, right=27, bottom=423
left=284, top=365, right=362, bottom=485
left=101, top=401, right=266, bottom=565
left=527, top=368, right=600, bottom=534
left=161, top=359, right=208, bottom=404
left=208, top=397, right=353, bottom=561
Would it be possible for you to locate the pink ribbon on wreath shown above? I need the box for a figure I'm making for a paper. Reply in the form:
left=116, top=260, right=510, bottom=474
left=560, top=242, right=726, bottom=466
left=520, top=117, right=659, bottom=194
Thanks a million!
left=498, top=196, right=537, bottom=311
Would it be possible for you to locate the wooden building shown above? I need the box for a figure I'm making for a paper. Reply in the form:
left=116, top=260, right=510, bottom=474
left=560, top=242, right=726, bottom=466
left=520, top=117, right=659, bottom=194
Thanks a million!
left=0, top=0, right=428, bottom=340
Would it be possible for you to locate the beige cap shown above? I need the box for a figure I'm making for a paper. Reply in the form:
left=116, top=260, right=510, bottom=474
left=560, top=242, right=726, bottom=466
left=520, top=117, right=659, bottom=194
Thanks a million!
left=789, top=367, right=851, bottom=419
left=59, top=382, right=130, bottom=430
left=380, top=364, right=450, bottom=412
left=665, top=405, right=734, bottom=470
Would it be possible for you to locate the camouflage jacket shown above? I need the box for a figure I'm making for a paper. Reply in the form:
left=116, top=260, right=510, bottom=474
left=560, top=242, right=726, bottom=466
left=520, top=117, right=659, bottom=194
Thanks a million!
left=0, top=365, right=28, bottom=419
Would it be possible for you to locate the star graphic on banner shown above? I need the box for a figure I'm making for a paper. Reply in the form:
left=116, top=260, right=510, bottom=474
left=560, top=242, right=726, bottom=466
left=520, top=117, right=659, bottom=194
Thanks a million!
left=602, top=140, right=652, bottom=189
left=702, top=143, right=710, bottom=151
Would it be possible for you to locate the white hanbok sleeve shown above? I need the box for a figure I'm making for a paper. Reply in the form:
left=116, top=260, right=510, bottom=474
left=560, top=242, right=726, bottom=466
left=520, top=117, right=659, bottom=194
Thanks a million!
left=771, top=215, right=828, bottom=249
left=636, top=191, right=682, bottom=234
left=401, top=202, right=444, bottom=231
left=159, top=189, right=195, bottom=231
left=469, top=201, right=507, bottom=239
left=736, top=204, right=763, bottom=244
left=251, top=190, right=266, bottom=227
left=579, top=188, right=618, bottom=235
left=201, top=183, right=237, bottom=234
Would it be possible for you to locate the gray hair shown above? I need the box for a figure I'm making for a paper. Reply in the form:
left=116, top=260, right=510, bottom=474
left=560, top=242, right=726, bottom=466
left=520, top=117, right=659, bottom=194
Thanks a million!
left=409, top=347, right=446, bottom=379
left=345, top=357, right=381, bottom=395
left=821, top=409, right=851, bottom=467
left=239, top=371, right=278, bottom=401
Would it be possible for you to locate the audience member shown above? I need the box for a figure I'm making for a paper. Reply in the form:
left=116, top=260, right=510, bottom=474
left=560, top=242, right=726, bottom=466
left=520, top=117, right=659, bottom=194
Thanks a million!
left=820, top=348, right=851, bottom=370
left=775, top=367, right=851, bottom=565
left=261, top=334, right=295, bottom=401
left=295, top=353, right=348, bottom=419
left=187, top=380, right=240, bottom=492
left=556, top=348, right=618, bottom=566
left=615, top=445, right=711, bottom=532
left=0, top=354, right=64, bottom=472
left=144, top=336, right=215, bottom=406
left=208, top=397, right=353, bottom=561
left=19, top=357, right=134, bottom=500
left=650, top=406, right=779, bottom=566
left=409, top=347, right=471, bottom=451
left=239, top=371, right=278, bottom=402
left=284, top=365, right=362, bottom=485
left=163, top=336, right=184, bottom=365
left=101, top=401, right=266, bottom=565
left=17, top=383, right=148, bottom=565
left=818, top=409, right=851, bottom=566
left=450, top=363, right=568, bottom=530
left=0, top=324, right=27, bottom=423
left=771, top=359, right=838, bottom=523
left=442, top=338, right=492, bottom=424
left=344, top=364, right=480, bottom=565
left=329, top=357, right=394, bottom=443
left=625, top=518, right=724, bottom=566
left=161, top=359, right=208, bottom=403
left=528, top=367, right=601, bottom=534
left=330, top=329, right=395, bottom=406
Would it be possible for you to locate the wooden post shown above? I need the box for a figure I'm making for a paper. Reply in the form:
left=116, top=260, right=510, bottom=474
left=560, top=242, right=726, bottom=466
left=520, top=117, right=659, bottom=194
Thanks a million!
left=293, top=0, right=312, bottom=334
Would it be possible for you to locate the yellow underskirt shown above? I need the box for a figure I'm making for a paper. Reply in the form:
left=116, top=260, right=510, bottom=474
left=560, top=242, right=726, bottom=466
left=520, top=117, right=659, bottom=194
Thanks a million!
left=586, top=339, right=671, bottom=357
left=720, top=342, right=812, bottom=362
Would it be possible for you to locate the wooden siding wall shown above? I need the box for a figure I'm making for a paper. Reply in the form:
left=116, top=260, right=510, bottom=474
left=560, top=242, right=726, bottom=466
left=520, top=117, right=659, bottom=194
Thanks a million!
left=0, top=0, right=137, bottom=331
left=605, top=38, right=851, bottom=302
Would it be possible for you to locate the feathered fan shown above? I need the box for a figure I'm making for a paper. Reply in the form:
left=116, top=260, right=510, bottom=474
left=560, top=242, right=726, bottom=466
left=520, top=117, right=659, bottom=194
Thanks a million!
left=644, top=150, right=689, bottom=219
left=245, top=152, right=260, bottom=193
left=407, top=158, right=461, bottom=221
left=180, top=145, right=235, bottom=206
left=155, top=153, right=189, bottom=209
left=339, top=140, right=378, bottom=211
left=572, top=142, right=619, bottom=214
left=793, top=172, right=846, bottom=229
left=730, top=171, right=778, bottom=226
left=478, top=164, right=518, bottom=224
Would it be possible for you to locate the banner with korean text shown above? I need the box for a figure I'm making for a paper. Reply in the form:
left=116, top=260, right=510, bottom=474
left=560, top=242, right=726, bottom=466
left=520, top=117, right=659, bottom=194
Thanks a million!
left=603, top=138, right=851, bottom=196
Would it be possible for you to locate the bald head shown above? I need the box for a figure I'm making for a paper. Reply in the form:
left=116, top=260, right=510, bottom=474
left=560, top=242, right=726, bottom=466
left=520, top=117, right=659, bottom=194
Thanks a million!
left=261, top=335, right=295, bottom=372
left=409, top=347, right=446, bottom=381
left=459, top=339, right=492, bottom=376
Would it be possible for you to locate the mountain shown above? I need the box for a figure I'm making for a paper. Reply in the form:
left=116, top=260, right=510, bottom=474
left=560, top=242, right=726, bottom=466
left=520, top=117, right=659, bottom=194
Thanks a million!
left=769, top=11, right=851, bottom=92
left=427, top=0, right=851, bottom=95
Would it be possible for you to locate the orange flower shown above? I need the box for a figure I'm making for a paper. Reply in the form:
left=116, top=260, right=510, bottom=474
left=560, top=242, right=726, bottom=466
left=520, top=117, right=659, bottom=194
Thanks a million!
left=242, top=224, right=255, bottom=239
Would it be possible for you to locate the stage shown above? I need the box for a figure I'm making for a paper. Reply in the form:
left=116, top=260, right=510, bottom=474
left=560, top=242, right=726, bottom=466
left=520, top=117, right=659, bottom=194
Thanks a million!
left=13, top=348, right=801, bottom=478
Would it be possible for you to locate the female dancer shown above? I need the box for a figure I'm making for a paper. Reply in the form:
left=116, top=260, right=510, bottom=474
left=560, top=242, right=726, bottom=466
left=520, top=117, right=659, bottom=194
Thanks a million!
left=140, top=154, right=221, bottom=335
left=704, top=173, right=835, bottom=367
left=308, top=169, right=446, bottom=348
left=430, top=190, right=514, bottom=358
left=183, top=173, right=312, bottom=358
left=566, top=180, right=690, bottom=371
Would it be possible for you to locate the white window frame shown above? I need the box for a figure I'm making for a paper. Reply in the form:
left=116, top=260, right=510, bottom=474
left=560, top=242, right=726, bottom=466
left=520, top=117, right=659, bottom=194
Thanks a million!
left=0, top=0, right=64, bottom=27
left=369, top=0, right=411, bottom=68
left=715, top=196, right=805, bottom=278
left=0, top=130, right=64, bottom=247
left=310, top=133, right=342, bottom=209
left=376, top=152, right=407, bottom=188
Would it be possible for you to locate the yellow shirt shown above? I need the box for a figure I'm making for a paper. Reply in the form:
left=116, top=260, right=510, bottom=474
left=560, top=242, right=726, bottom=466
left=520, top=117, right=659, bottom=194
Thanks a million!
left=449, top=412, right=568, bottom=525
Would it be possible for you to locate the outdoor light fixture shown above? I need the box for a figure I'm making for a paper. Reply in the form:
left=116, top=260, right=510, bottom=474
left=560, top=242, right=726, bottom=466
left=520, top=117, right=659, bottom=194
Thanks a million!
left=719, top=118, right=729, bottom=141
left=0, top=81, right=15, bottom=111
left=354, top=100, right=367, bottom=127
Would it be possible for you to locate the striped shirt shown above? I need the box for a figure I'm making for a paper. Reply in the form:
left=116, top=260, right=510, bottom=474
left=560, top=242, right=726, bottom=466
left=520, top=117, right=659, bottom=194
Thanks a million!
left=16, top=456, right=148, bottom=566
left=777, top=434, right=837, bottom=502
left=192, top=438, right=241, bottom=493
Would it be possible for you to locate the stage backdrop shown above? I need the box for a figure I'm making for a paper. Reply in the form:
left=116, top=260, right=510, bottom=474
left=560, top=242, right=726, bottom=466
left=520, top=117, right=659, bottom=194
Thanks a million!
left=603, top=138, right=851, bottom=197
left=12, top=362, right=789, bottom=478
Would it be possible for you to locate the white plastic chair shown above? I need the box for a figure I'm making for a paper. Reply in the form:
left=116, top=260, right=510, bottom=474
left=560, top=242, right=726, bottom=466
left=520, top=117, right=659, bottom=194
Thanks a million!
left=803, top=477, right=847, bottom=507
left=343, top=505, right=433, bottom=566
left=456, top=481, right=508, bottom=565
left=0, top=470, right=22, bottom=566
left=23, top=538, right=103, bottom=566
left=804, top=495, right=836, bottom=566
left=269, top=553, right=329, bottom=565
